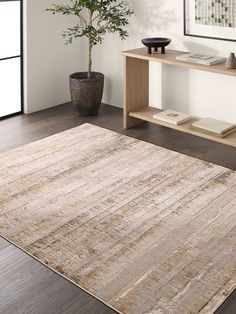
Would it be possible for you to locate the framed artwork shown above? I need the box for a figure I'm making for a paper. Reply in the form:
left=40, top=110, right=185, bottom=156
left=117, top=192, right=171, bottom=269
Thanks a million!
left=184, top=0, right=236, bottom=42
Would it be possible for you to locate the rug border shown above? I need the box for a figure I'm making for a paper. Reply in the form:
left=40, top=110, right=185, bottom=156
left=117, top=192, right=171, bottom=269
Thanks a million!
left=90, top=123, right=236, bottom=171
left=0, top=234, right=121, bottom=314
left=1, top=122, right=235, bottom=171
left=0, top=123, right=235, bottom=313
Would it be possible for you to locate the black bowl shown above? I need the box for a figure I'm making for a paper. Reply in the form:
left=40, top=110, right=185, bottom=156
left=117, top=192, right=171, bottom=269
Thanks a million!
left=141, top=37, right=171, bottom=54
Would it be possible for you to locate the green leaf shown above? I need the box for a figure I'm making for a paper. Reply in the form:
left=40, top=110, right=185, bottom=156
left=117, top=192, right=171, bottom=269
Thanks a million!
left=46, top=0, right=134, bottom=75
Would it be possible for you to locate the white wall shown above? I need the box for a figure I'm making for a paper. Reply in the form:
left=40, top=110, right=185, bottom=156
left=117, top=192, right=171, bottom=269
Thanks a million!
left=24, top=0, right=236, bottom=122
left=92, top=0, right=236, bottom=123
left=24, top=0, right=86, bottom=113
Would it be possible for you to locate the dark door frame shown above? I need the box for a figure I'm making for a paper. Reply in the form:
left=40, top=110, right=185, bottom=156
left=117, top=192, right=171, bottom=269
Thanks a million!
left=0, top=0, right=23, bottom=120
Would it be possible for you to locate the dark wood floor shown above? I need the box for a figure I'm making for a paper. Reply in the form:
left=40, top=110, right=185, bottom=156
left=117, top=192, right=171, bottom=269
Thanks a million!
left=0, top=103, right=235, bottom=314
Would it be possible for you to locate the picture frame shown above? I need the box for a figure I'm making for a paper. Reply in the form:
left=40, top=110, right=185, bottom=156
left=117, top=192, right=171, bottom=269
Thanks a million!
left=184, top=0, right=236, bottom=42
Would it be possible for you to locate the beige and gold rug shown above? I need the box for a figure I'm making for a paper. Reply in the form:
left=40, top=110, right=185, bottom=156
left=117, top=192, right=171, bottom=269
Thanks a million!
left=0, top=123, right=235, bottom=314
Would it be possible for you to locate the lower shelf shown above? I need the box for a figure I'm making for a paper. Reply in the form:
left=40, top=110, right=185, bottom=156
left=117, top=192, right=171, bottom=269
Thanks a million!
left=129, top=107, right=236, bottom=148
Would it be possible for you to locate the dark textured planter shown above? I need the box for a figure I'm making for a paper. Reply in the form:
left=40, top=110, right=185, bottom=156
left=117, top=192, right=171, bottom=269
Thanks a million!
left=69, top=72, right=104, bottom=116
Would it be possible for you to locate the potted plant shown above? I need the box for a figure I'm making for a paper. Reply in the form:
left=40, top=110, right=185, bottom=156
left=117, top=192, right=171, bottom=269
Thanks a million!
left=47, top=0, right=133, bottom=116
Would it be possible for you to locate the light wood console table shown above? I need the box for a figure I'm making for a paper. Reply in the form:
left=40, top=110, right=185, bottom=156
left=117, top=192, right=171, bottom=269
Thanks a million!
left=122, top=47, right=236, bottom=148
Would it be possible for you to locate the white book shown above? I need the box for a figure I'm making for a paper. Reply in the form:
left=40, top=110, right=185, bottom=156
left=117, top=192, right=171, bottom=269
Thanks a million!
left=176, top=53, right=226, bottom=66
left=192, top=118, right=236, bottom=134
left=153, top=110, right=192, bottom=125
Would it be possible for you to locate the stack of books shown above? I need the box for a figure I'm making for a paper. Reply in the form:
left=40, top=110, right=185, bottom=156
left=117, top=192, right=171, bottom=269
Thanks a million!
left=176, top=53, right=226, bottom=66
left=192, top=118, right=236, bottom=138
left=153, top=110, right=192, bottom=126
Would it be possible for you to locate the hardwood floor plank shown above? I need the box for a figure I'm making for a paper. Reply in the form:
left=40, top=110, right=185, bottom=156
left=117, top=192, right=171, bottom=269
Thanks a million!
left=0, top=237, right=10, bottom=251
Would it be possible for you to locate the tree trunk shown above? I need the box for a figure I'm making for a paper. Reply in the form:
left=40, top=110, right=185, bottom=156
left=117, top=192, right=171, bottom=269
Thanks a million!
left=88, top=41, right=92, bottom=79
left=88, top=11, right=93, bottom=79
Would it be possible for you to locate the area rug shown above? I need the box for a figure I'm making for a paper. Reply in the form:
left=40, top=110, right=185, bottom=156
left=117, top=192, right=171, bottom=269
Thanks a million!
left=0, top=123, right=235, bottom=314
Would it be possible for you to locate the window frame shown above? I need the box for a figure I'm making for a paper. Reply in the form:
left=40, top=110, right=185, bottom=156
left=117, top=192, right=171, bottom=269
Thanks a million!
left=0, top=0, right=23, bottom=120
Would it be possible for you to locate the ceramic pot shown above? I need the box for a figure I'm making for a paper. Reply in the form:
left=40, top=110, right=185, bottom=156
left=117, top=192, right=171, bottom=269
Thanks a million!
left=226, top=53, right=236, bottom=69
left=141, top=37, right=171, bottom=55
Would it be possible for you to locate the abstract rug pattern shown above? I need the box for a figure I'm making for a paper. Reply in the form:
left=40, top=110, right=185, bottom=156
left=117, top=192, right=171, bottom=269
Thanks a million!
left=0, top=123, right=235, bottom=314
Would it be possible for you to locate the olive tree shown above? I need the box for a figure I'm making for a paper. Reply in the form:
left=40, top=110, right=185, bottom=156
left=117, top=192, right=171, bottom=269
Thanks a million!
left=47, top=0, right=134, bottom=78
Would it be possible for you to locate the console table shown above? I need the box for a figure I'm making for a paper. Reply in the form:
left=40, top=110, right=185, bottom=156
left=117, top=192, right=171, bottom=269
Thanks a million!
left=122, top=47, right=236, bottom=148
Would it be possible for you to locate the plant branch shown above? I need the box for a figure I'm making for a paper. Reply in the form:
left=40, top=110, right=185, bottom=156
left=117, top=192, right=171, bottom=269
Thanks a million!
left=46, top=0, right=134, bottom=76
